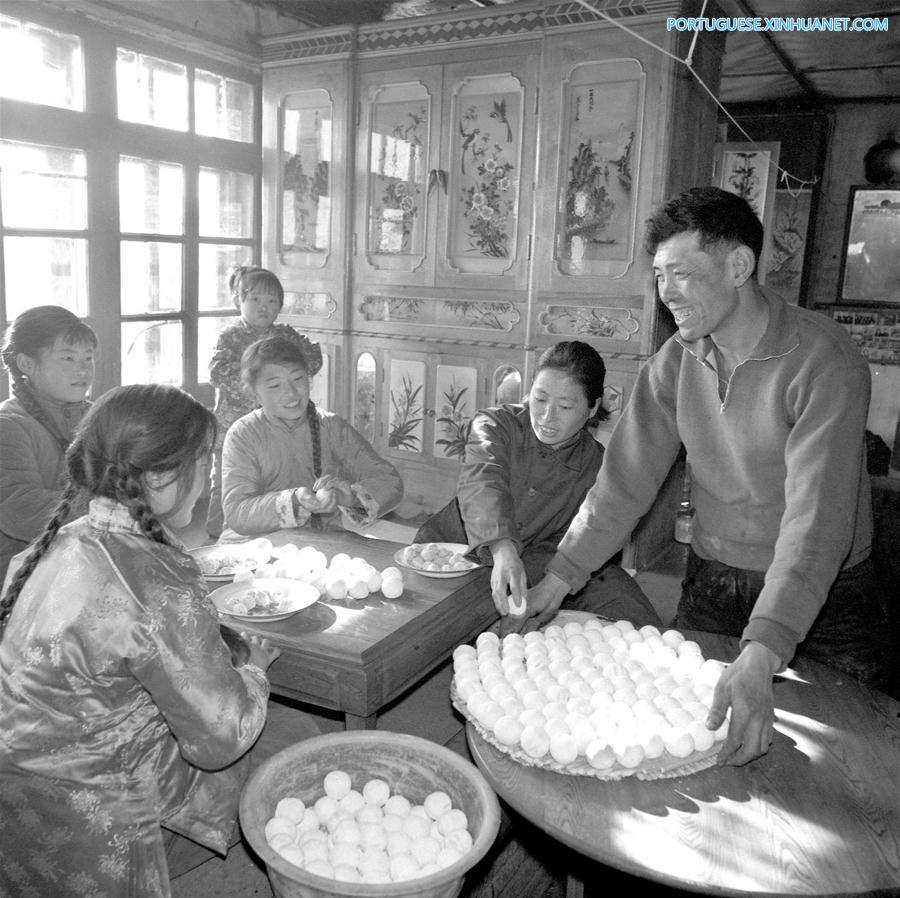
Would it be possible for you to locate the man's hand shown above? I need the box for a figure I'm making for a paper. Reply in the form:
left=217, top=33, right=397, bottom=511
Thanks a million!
left=489, top=539, right=527, bottom=616
left=521, top=571, right=570, bottom=630
left=708, top=641, right=781, bottom=766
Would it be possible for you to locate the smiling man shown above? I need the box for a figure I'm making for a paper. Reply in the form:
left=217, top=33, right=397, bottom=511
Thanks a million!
left=526, top=186, right=891, bottom=767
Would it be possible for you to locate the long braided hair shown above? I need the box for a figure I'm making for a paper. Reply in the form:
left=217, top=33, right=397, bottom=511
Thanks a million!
left=0, top=384, right=216, bottom=637
left=1, top=306, right=98, bottom=452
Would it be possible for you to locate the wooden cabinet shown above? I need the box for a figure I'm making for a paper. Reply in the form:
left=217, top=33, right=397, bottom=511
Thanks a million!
left=261, top=1, right=724, bottom=519
left=354, top=51, right=538, bottom=293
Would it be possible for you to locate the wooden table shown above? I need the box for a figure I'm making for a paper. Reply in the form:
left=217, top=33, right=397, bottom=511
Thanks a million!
left=467, top=631, right=900, bottom=896
left=233, top=529, right=496, bottom=729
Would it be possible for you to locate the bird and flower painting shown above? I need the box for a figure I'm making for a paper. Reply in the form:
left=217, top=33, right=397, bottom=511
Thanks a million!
left=554, top=59, right=644, bottom=279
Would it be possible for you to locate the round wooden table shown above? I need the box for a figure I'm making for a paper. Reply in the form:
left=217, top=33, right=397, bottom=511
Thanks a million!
left=466, top=631, right=900, bottom=896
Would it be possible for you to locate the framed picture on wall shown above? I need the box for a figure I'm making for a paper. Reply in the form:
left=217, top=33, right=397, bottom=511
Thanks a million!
left=713, top=141, right=781, bottom=284
left=837, top=186, right=900, bottom=304
left=765, top=189, right=812, bottom=305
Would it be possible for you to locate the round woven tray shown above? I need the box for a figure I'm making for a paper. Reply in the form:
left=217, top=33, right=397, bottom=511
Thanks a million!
left=453, top=611, right=721, bottom=781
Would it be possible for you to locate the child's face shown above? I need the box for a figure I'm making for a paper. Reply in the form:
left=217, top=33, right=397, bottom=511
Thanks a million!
left=239, top=283, right=282, bottom=332
left=18, top=336, right=95, bottom=405
left=146, top=454, right=210, bottom=529
left=252, top=362, right=310, bottom=423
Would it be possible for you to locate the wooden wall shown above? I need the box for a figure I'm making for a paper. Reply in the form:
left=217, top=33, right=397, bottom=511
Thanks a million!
left=807, top=101, right=900, bottom=447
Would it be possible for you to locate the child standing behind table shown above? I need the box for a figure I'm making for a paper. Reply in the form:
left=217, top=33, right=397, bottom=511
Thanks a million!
left=0, top=383, right=280, bottom=898
left=207, top=264, right=321, bottom=538
left=221, top=336, right=403, bottom=538
left=0, top=305, right=97, bottom=584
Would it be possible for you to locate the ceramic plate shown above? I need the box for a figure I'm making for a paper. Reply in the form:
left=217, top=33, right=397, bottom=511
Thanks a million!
left=210, top=577, right=320, bottom=622
left=189, top=538, right=273, bottom=582
left=392, top=542, right=481, bottom=579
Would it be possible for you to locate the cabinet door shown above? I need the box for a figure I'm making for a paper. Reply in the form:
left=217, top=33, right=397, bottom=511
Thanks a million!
left=279, top=89, right=333, bottom=266
left=263, top=60, right=351, bottom=288
left=533, top=26, right=673, bottom=301
left=355, top=56, right=536, bottom=294
left=355, top=67, right=443, bottom=287
left=381, top=351, right=484, bottom=468
left=437, top=58, right=536, bottom=290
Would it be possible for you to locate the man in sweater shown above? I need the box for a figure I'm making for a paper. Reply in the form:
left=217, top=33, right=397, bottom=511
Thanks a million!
left=525, top=186, right=891, bottom=766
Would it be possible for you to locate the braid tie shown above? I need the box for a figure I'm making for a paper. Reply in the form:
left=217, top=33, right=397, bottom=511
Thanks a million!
left=307, top=400, right=322, bottom=480
left=0, top=481, right=79, bottom=638
left=12, top=378, right=70, bottom=453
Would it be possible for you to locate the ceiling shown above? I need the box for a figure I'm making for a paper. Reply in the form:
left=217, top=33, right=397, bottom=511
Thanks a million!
left=245, top=0, right=900, bottom=105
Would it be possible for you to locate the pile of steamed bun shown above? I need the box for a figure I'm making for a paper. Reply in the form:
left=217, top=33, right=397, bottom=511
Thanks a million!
left=454, top=618, right=730, bottom=773
left=264, top=771, right=473, bottom=884
left=234, top=543, right=405, bottom=600
left=397, top=542, right=475, bottom=573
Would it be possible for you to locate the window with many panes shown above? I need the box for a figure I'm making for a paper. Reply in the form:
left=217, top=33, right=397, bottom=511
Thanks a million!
left=0, top=6, right=260, bottom=400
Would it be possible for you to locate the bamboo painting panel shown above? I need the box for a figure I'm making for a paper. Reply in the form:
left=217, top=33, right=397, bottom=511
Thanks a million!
left=433, top=364, right=477, bottom=459
left=387, top=358, right=426, bottom=454
left=555, top=59, right=644, bottom=279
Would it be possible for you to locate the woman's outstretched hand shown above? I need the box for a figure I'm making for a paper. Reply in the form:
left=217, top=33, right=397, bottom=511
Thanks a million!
left=241, top=632, right=281, bottom=671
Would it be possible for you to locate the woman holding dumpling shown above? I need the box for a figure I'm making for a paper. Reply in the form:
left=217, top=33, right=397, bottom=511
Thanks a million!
left=414, top=341, right=660, bottom=630
left=220, top=336, right=403, bottom=539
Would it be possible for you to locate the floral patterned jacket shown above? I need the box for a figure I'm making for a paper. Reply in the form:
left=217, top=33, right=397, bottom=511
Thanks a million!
left=0, top=498, right=269, bottom=898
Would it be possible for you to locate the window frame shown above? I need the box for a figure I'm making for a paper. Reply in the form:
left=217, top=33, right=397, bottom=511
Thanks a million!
left=0, top=1, right=262, bottom=403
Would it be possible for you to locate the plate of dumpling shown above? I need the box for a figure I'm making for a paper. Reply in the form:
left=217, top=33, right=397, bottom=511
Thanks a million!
left=451, top=611, right=727, bottom=781
left=393, top=542, right=481, bottom=578
left=210, top=577, right=320, bottom=622
left=189, top=538, right=274, bottom=582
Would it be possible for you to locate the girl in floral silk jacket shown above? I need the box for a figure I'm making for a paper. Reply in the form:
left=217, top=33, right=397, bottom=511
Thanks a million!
left=0, top=384, right=280, bottom=898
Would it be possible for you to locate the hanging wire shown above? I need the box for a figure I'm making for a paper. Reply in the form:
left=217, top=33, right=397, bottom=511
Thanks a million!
left=571, top=0, right=819, bottom=196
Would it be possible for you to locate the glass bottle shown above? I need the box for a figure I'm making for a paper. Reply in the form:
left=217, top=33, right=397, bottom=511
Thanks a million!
left=674, top=462, right=694, bottom=544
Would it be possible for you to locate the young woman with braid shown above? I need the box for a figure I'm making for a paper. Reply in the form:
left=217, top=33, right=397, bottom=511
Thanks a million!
left=0, top=305, right=97, bottom=583
left=206, top=264, right=322, bottom=538
left=0, top=383, right=281, bottom=898
left=220, top=336, right=403, bottom=538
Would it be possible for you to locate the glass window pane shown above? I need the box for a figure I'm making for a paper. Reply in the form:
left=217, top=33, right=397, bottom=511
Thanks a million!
left=354, top=352, right=376, bottom=444
left=195, top=69, right=254, bottom=142
left=3, top=236, right=88, bottom=320
left=367, top=83, right=429, bottom=258
left=121, top=321, right=182, bottom=385
left=198, top=244, right=249, bottom=310
left=0, top=140, right=87, bottom=229
left=0, top=15, right=84, bottom=110
left=120, top=156, right=184, bottom=235
left=198, top=168, right=253, bottom=237
left=120, top=242, right=182, bottom=314
left=197, top=316, right=238, bottom=383
left=116, top=48, right=187, bottom=131
left=282, top=90, right=332, bottom=254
